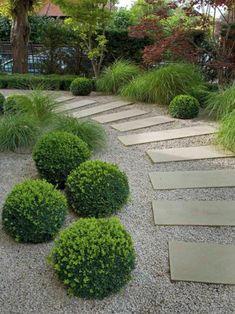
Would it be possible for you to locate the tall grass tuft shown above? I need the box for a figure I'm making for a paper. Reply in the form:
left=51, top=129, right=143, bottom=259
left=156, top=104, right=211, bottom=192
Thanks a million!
left=121, top=63, right=205, bottom=106
left=206, top=82, right=235, bottom=120
left=96, top=60, right=141, bottom=94
left=0, top=115, right=39, bottom=152
left=52, top=115, right=107, bottom=152
left=217, top=111, right=235, bottom=153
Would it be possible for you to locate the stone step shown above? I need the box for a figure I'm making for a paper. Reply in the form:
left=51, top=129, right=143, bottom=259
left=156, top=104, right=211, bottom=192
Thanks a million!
left=55, top=96, right=75, bottom=103
left=92, top=109, right=147, bottom=123
left=57, top=99, right=97, bottom=113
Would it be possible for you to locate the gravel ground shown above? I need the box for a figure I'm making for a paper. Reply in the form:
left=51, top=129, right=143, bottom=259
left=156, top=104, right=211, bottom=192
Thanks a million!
left=0, top=92, right=235, bottom=314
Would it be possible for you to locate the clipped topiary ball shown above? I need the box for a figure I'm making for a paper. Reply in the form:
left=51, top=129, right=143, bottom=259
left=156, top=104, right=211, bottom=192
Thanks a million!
left=0, top=92, right=5, bottom=113
left=2, top=179, right=67, bottom=243
left=3, top=94, right=32, bottom=114
left=48, top=217, right=135, bottom=299
left=66, top=160, right=130, bottom=217
left=169, top=95, right=200, bottom=119
left=70, top=77, right=93, bottom=96
left=33, top=131, right=91, bottom=187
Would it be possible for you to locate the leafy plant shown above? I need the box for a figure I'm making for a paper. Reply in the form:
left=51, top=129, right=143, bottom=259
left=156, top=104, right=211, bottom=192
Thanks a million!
left=121, top=63, right=204, bottom=106
left=217, top=110, right=235, bottom=153
left=53, top=115, right=107, bottom=151
left=3, top=94, right=32, bottom=114
left=70, top=77, right=93, bottom=96
left=48, top=217, right=135, bottom=299
left=66, top=160, right=130, bottom=217
left=206, top=83, right=235, bottom=120
left=0, top=92, right=5, bottom=113
left=2, top=179, right=67, bottom=243
left=96, top=60, right=141, bottom=94
left=0, top=114, right=39, bottom=152
left=33, top=131, right=91, bottom=187
left=169, top=95, right=200, bottom=119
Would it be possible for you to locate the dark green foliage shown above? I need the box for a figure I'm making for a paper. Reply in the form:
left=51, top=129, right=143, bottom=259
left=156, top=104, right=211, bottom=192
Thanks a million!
left=33, top=131, right=91, bottom=186
left=2, top=180, right=67, bottom=243
left=169, top=95, right=200, bottom=119
left=70, top=77, right=93, bottom=96
left=48, top=217, right=135, bottom=299
left=0, top=115, right=39, bottom=152
left=0, top=93, right=5, bottom=113
left=53, top=115, right=107, bottom=151
left=0, top=15, right=11, bottom=41
left=206, top=83, right=235, bottom=120
left=217, top=111, right=235, bottom=153
left=0, top=74, right=77, bottom=90
left=96, top=60, right=141, bottom=94
left=121, top=63, right=205, bottom=106
left=66, top=160, right=130, bottom=217
left=3, top=95, right=32, bottom=114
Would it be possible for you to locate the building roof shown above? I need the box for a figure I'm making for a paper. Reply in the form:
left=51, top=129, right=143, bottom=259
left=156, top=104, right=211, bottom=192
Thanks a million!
left=38, top=2, right=66, bottom=17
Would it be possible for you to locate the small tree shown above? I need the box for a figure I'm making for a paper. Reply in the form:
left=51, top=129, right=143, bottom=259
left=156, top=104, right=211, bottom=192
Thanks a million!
left=52, top=0, right=118, bottom=78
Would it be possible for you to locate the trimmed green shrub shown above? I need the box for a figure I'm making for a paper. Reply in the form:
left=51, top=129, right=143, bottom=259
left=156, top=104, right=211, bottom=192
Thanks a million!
left=48, top=217, right=135, bottom=299
left=0, top=93, right=5, bottom=113
left=0, top=114, right=39, bottom=152
left=217, top=110, right=235, bottom=153
left=3, top=95, right=32, bottom=114
left=206, top=83, right=235, bottom=120
left=70, top=77, right=93, bottom=96
left=169, top=95, right=200, bottom=119
left=121, top=63, right=204, bottom=106
left=33, top=131, right=91, bottom=186
left=2, top=179, right=67, bottom=243
left=66, top=160, right=129, bottom=217
left=96, top=60, right=141, bottom=94
left=53, top=115, right=107, bottom=151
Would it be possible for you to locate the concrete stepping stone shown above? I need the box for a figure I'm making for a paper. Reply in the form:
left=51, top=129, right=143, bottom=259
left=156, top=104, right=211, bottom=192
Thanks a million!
left=92, top=109, right=147, bottom=123
left=147, top=145, right=233, bottom=163
left=152, top=200, right=235, bottom=226
left=169, top=241, right=235, bottom=285
left=55, top=95, right=75, bottom=103
left=73, top=100, right=132, bottom=118
left=149, top=169, right=235, bottom=190
left=57, top=99, right=97, bottom=113
left=112, top=115, right=175, bottom=131
left=118, top=125, right=216, bottom=146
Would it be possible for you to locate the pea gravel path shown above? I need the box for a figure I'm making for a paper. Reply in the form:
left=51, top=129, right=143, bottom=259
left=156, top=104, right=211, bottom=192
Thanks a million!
left=0, top=92, right=235, bottom=314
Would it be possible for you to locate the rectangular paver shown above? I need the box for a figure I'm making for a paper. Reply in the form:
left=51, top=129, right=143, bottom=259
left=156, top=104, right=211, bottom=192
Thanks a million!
left=149, top=169, right=235, bottom=190
left=153, top=200, right=235, bottom=226
left=147, top=145, right=233, bottom=163
left=169, top=241, right=235, bottom=284
left=92, top=109, right=147, bottom=123
left=118, top=125, right=216, bottom=146
left=57, top=99, right=97, bottom=113
left=111, top=115, right=175, bottom=131
left=55, top=96, right=75, bottom=103
left=73, top=101, right=132, bottom=118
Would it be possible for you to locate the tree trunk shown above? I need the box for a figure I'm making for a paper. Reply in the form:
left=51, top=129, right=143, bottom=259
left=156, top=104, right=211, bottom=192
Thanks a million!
left=11, top=1, right=30, bottom=73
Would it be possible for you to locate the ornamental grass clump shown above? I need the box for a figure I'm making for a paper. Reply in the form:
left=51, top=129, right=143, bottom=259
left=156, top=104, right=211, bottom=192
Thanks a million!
left=0, top=92, right=5, bottom=113
left=70, top=77, right=93, bottom=96
left=2, top=180, right=67, bottom=243
left=217, top=110, right=235, bottom=153
left=48, top=217, right=135, bottom=299
left=121, top=63, right=204, bottom=106
left=33, top=131, right=91, bottom=187
left=66, top=160, right=130, bottom=217
left=3, top=94, right=32, bottom=114
left=206, top=82, right=235, bottom=120
left=169, top=95, right=200, bottom=119
left=96, top=60, right=141, bottom=94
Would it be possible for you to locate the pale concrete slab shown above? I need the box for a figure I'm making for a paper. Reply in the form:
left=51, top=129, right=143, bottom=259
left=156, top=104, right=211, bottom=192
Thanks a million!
left=55, top=96, right=75, bottom=103
left=111, top=115, right=175, bottom=131
left=118, top=125, right=216, bottom=146
left=147, top=145, right=234, bottom=163
left=73, top=100, right=132, bottom=118
left=169, top=241, right=235, bottom=285
left=149, top=169, right=235, bottom=190
left=153, top=200, right=235, bottom=226
left=92, top=109, right=147, bottom=123
left=57, top=99, right=97, bottom=113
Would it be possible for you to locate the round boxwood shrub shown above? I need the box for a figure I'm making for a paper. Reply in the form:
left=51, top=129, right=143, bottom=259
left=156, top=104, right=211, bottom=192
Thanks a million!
left=33, top=131, right=91, bottom=187
left=2, top=179, right=67, bottom=243
left=0, top=92, right=5, bottom=113
left=70, top=77, right=93, bottom=96
left=48, top=217, right=135, bottom=299
left=169, top=95, right=200, bottom=119
left=66, top=160, right=130, bottom=217
left=3, top=94, right=32, bottom=114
